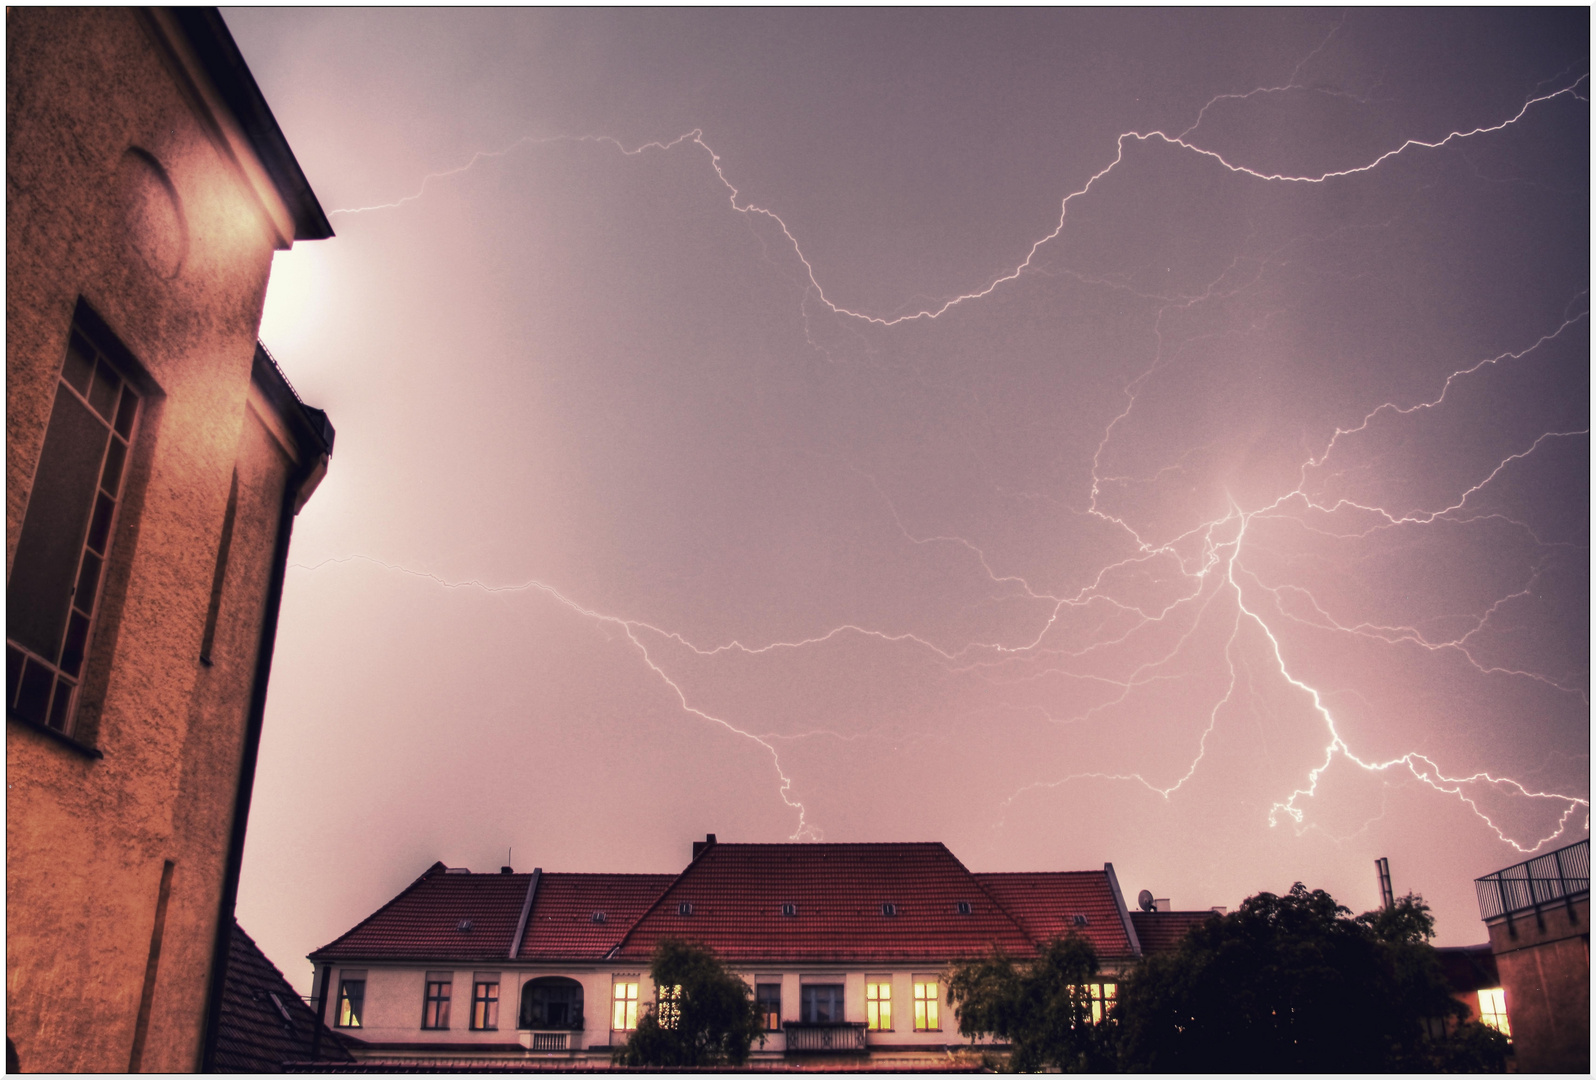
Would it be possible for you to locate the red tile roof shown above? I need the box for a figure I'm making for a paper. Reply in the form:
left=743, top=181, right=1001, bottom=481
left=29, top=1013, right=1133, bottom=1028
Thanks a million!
left=974, top=872, right=1136, bottom=959
left=311, top=845, right=1142, bottom=967
left=1128, top=910, right=1216, bottom=955
left=518, top=874, right=676, bottom=961
left=618, top=843, right=1051, bottom=964
left=216, top=921, right=353, bottom=1071
left=311, top=863, right=531, bottom=962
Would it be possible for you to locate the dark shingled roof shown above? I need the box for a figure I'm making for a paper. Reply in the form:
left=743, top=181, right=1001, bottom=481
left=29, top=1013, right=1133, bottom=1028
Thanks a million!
left=215, top=921, right=352, bottom=1072
left=1129, top=909, right=1217, bottom=954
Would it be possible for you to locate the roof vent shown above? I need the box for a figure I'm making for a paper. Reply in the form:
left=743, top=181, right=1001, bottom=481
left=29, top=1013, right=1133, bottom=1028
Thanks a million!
left=457, top=919, right=473, bottom=932
left=956, top=901, right=972, bottom=915
left=678, top=902, right=693, bottom=917
left=781, top=903, right=798, bottom=917
left=881, top=903, right=897, bottom=917
left=592, top=911, right=607, bottom=924
left=1072, top=914, right=1089, bottom=927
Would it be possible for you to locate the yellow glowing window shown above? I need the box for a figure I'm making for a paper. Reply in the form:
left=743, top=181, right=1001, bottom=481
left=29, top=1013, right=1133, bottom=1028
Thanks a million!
left=1477, top=988, right=1510, bottom=1038
left=612, top=981, right=639, bottom=1030
left=1081, top=982, right=1115, bottom=1024
left=913, top=979, right=939, bottom=1031
left=336, top=978, right=365, bottom=1028
left=866, top=980, right=892, bottom=1030
left=659, top=984, right=681, bottom=1030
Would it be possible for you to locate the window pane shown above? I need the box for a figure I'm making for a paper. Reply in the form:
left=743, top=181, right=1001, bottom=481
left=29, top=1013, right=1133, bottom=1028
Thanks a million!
left=63, top=335, right=94, bottom=395
left=86, top=492, right=115, bottom=555
left=88, top=359, right=120, bottom=420
left=59, top=611, right=90, bottom=678
left=100, top=438, right=126, bottom=495
left=15, top=659, right=54, bottom=725
left=114, top=387, right=137, bottom=439
left=7, top=645, right=23, bottom=706
left=74, top=552, right=102, bottom=617
left=8, top=389, right=108, bottom=661
left=338, top=980, right=365, bottom=1028
left=46, top=676, right=74, bottom=731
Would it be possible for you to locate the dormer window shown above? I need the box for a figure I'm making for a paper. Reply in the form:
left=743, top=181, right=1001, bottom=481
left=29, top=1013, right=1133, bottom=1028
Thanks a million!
left=1072, top=914, right=1089, bottom=927
left=956, top=901, right=972, bottom=915
left=781, top=903, right=798, bottom=917
left=457, top=919, right=473, bottom=932
left=881, top=903, right=897, bottom=917
left=591, top=911, right=607, bottom=924
left=678, top=902, right=693, bottom=917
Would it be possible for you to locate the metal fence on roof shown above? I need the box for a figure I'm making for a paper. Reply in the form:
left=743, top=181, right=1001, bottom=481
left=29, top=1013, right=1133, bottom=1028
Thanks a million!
left=1474, top=838, right=1589, bottom=921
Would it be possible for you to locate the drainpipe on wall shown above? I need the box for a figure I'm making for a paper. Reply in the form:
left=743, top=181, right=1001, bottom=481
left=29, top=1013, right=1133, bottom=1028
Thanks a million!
left=198, top=351, right=333, bottom=1071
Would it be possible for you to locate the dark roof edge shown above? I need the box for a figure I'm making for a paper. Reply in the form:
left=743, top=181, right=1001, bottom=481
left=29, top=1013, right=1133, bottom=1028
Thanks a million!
left=508, top=868, right=541, bottom=961
left=252, top=341, right=335, bottom=458
left=165, top=7, right=333, bottom=241
left=1103, top=862, right=1142, bottom=959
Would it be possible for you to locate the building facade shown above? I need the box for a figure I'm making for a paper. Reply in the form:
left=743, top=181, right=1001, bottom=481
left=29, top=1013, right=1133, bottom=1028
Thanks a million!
left=306, top=837, right=1147, bottom=1070
left=6, top=8, right=333, bottom=1072
left=1474, top=839, right=1590, bottom=1073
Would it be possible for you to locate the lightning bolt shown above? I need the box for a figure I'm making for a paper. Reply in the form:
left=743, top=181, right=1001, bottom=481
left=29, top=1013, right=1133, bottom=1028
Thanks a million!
left=298, top=61, right=1588, bottom=855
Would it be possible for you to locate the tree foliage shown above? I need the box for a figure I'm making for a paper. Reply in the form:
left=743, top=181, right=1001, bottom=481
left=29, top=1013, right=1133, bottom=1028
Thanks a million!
left=612, top=938, right=765, bottom=1067
left=1116, top=884, right=1499, bottom=1073
left=947, top=934, right=1117, bottom=1072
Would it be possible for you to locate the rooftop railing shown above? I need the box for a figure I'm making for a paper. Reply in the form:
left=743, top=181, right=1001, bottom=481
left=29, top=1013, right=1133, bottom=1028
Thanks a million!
left=1474, top=838, right=1589, bottom=921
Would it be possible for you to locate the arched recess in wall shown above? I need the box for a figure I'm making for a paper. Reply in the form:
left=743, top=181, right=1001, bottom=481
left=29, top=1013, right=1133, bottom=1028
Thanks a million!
left=117, top=146, right=188, bottom=281
left=519, top=976, right=584, bottom=1029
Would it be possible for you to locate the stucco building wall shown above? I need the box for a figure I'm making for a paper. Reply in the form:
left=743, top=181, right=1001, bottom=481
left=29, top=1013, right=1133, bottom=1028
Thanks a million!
left=7, top=8, right=330, bottom=1072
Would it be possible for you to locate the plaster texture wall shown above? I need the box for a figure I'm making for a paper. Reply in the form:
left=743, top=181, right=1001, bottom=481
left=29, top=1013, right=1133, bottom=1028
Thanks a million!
left=6, top=9, right=312, bottom=1073
left=1486, top=896, right=1589, bottom=1074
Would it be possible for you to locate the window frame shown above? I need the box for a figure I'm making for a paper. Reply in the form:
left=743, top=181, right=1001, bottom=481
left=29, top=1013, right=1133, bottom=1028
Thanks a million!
left=335, top=974, right=366, bottom=1029
left=612, top=979, right=639, bottom=1031
left=865, top=978, right=892, bottom=1031
left=471, top=976, right=500, bottom=1031
left=799, top=983, right=845, bottom=1024
left=422, top=973, right=453, bottom=1030
left=7, top=314, right=145, bottom=746
left=913, top=977, right=940, bottom=1031
left=755, top=982, right=782, bottom=1031
left=1477, top=987, right=1510, bottom=1038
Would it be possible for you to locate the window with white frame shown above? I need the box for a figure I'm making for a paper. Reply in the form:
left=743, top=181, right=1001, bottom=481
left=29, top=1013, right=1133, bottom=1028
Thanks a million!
left=913, top=976, right=940, bottom=1031
left=865, top=978, right=892, bottom=1030
left=471, top=974, right=500, bottom=1030
left=612, top=979, right=639, bottom=1031
left=1477, top=988, right=1510, bottom=1038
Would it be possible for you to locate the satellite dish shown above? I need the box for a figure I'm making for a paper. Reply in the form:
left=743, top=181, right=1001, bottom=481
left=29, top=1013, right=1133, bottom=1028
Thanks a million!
left=1138, top=889, right=1155, bottom=912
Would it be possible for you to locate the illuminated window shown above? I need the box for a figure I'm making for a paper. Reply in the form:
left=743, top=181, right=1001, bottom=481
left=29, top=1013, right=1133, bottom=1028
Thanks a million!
left=612, top=980, right=639, bottom=1030
left=913, top=978, right=940, bottom=1031
left=659, top=984, right=682, bottom=1029
left=471, top=977, right=500, bottom=1030
left=800, top=984, right=844, bottom=1023
left=1078, top=982, right=1115, bottom=1024
left=756, top=983, right=781, bottom=1030
left=422, top=973, right=452, bottom=1029
left=1477, top=988, right=1510, bottom=1038
left=335, top=974, right=365, bottom=1028
left=7, top=317, right=141, bottom=741
left=866, top=979, right=892, bottom=1030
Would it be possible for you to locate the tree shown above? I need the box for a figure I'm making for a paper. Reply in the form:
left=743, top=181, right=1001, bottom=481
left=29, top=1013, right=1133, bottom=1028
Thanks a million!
left=947, top=934, right=1118, bottom=1072
left=612, top=938, right=766, bottom=1067
left=1116, top=884, right=1499, bottom=1073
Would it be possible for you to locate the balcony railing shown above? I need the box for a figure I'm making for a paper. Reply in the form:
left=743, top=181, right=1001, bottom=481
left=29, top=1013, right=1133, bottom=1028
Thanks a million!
left=1475, top=838, right=1589, bottom=920
left=782, top=1021, right=868, bottom=1054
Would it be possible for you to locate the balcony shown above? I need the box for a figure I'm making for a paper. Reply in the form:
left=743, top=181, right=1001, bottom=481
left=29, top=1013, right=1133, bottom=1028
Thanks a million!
left=1475, top=838, right=1589, bottom=920
left=782, top=1021, right=868, bottom=1054
left=518, top=1030, right=581, bottom=1053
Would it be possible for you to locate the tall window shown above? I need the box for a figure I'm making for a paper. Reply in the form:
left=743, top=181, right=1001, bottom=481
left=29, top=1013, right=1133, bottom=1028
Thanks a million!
left=756, top=983, right=781, bottom=1031
left=865, top=979, right=892, bottom=1030
left=800, top=984, right=843, bottom=1023
left=612, top=980, right=639, bottom=1031
left=1477, top=988, right=1510, bottom=1038
left=658, top=984, right=681, bottom=1030
left=471, top=976, right=500, bottom=1031
left=336, top=975, right=365, bottom=1028
left=7, top=323, right=140, bottom=739
left=422, top=973, right=452, bottom=1029
left=913, top=977, right=940, bottom=1031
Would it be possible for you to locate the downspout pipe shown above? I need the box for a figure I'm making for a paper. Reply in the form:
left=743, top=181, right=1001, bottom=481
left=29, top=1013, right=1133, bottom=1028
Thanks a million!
left=199, top=349, right=332, bottom=1071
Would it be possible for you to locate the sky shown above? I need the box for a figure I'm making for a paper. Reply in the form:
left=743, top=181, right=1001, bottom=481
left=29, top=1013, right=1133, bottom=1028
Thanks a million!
left=223, top=9, right=1589, bottom=992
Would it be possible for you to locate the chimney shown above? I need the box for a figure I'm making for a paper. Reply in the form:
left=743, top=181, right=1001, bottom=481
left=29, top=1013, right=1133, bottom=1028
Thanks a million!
left=500, top=866, right=514, bottom=874
left=1154, top=898, right=1171, bottom=912
left=692, top=833, right=718, bottom=860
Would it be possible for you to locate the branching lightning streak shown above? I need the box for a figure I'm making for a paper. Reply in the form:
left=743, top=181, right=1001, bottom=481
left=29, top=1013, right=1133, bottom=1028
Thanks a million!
left=311, top=68, right=1587, bottom=853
